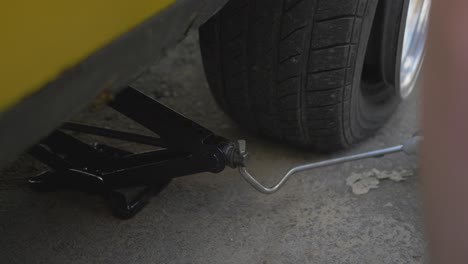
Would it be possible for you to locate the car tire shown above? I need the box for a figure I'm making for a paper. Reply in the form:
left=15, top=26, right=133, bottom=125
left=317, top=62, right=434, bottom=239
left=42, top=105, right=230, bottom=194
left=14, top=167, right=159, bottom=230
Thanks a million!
left=199, top=0, right=409, bottom=151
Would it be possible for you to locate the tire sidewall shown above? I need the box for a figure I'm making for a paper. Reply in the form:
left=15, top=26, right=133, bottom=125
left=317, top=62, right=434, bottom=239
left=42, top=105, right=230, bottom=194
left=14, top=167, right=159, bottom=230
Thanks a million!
left=348, top=0, right=407, bottom=143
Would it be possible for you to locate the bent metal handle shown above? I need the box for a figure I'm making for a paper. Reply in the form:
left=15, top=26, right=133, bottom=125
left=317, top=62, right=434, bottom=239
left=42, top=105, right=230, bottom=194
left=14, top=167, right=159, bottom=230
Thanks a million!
left=238, top=145, right=404, bottom=194
left=237, top=135, right=423, bottom=194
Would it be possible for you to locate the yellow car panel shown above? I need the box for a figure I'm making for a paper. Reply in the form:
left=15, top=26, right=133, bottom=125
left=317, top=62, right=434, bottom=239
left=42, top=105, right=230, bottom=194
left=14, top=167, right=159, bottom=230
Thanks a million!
left=1, top=0, right=174, bottom=111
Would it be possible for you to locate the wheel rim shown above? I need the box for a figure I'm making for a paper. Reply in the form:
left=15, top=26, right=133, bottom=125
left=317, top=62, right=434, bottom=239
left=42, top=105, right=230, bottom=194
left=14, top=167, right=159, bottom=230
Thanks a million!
left=400, top=0, right=431, bottom=98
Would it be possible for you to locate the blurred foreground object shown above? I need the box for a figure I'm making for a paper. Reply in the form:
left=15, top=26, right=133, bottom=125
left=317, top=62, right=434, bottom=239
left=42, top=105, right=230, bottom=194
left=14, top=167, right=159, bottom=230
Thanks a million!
left=422, top=0, right=468, bottom=263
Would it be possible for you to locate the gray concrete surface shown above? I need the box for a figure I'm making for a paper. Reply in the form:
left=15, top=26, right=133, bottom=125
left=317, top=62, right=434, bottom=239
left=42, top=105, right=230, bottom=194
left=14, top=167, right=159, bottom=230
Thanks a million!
left=0, top=32, right=426, bottom=263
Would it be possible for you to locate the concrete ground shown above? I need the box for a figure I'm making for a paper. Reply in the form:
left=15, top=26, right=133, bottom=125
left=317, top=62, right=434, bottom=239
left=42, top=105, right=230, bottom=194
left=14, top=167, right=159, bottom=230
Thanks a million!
left=0, top=32, right=426, bottom=263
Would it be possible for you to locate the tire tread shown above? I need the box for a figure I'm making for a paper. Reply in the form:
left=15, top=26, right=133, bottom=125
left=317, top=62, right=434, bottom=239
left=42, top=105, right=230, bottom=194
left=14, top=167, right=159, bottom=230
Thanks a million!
left=200, top=0, right=372, bottom=150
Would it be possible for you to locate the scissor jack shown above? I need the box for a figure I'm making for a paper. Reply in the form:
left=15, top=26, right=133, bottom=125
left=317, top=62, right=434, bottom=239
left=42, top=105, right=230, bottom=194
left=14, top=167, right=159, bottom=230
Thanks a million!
left=28, top=87, right=247, bottom=218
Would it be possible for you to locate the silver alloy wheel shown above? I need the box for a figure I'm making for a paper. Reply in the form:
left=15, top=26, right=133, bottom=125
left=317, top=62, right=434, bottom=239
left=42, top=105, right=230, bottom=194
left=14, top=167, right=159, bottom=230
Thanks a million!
left=400, top=0, right=431, bottom=98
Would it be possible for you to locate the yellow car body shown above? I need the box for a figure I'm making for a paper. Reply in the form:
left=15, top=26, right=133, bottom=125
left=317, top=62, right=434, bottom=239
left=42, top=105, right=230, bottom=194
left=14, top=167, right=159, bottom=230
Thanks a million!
left=1, top=0, right=174, bottom=111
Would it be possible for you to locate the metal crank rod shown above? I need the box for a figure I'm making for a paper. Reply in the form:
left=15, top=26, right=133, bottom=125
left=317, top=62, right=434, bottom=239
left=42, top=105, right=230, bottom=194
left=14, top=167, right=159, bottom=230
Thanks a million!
left=237, top=136, right=422, bottom=194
